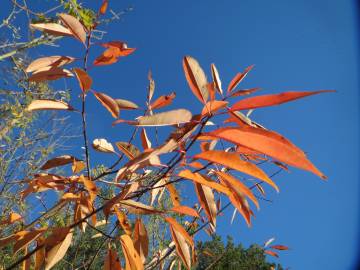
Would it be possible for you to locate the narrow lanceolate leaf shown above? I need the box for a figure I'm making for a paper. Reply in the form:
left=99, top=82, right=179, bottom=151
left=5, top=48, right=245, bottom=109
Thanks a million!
left=270, top=244, right=289, bottom=250
left=140, top=128, right=152, bottom=150
left=13, top=229, right=46, bottom=254
left=216, top=171, right=259, bottom=209
left=150, top=92, right=176, bottom=110
left=30, top=23, right=72, bottom=36
left=26, top=56, right=75, bottom=73
left=116, top=142, right=140, bottom=160
left=136, top=109, right=192, bottom=126
left=183, top=56, right=209, bottom=103
left=99, top=0, right=109, bottom=15
left=120, top=234, right=144, bottom=270
left=133, top=218, right=149, bottom=263
left=93, top=91, right=119, bottom=118
left=264, top=250, right=279, bottom=258
left=227, top=65, right=254, bottom=93
left=171, top=206, right=200, bottom=218
left=44, top=229, right=73, bottom=270
left=167, top=183, right=181, bottom=207
left=165, top=217, right=193, bottom=270
left=41, top=155, right=78, bottom=170
left=206, top=127, right=327, bottom=179
left=80, top=175, right=98, bottom=203
left=178, top=170, right=231, bottom=196
left=210, top=63, right=223, bottom=95
left=92, top=138, right=115, bottom=153
left=26, top=100, right=73, bottom=112
left=59, top=13, right=87, bottom=44
left=28, top=68, right=73, bottom=82
left=115, top=99, right=139, bottom=110
left=201, top=100, right=228, bottom=117
left=147, top=70, right=155, bottom=102
left=73, top=68, right=92, bottom=92
left=114, top=207, right=132, bottom=235
left=231, top=90, right=335, bottom=111
left=194, top=183, right=217, bottom=229
left=103, top=247, right=122, bottom=270
left=194, top=150, right=279, bottom=191
left=119, top=200, right=163, bottom=215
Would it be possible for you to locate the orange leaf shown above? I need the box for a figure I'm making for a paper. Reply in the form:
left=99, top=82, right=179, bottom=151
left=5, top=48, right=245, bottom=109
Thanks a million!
left=150, top=92, right=176, bottom=110
left=201, top=100, right=228, bottom=117
left=120, top=234, right=144, bottom=270
left=270, top=245, right=289, bottom=250
left=28, top=67, right=73, bottom=82
left=231, top=90, right=335, bottom=111
left=229, top=87, right=261, bottom=98
left=183, top=56, right=209, bottom=103
left=227, top=65, right=254, bottom=93
left=103, top=247, right=122, bottom=270
left=59, top=13, right=87, bottom=44
left=115, top=99, right=139, bottom=110
left=93, top=91, right=119, bottom=118
left=206, top=127, right=326, bottom=179
left=265, top=250, right=279, bottom=258
left=216, top=171, right=259, bottom=209
left=99, top=0, right=109, bottom=15
left=94, top=42, right=136, bottom=66
left=194, top=183, right=217, bottom=230
left=116, top=142, right=140, bottom=160
left=133, top=218, right=149, bottom=263
left=73, top=68, right=92, bottom=92
left=171, top=206, right=199, bottom=218
left=194, top=150, right=279, bottom=191
left=140, top=128, right=152, bottom=150
left=114, top=207, right=132, bottom=236
left=166, top=183, right=181, bottom=207
left=44, top=229, right=73, bottom=270
left=41, top=155, right=78, bottom=170
left=178, top=170, right=231, bottom=196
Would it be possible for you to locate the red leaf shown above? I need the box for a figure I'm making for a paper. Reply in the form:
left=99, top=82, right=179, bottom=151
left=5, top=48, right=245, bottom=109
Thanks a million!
left=227, top=65, right=254, bottom=93
left=270, top=245, right=289, bottom=250
left=231, top=90, right=335, bottom=111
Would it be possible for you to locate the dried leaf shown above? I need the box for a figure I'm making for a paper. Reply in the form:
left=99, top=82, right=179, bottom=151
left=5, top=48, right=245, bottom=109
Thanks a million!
left=59, top=13, right=87, bottom=44
left=133, top=218, right=149, bottom=263
left=28, top=67, right=73, bottom=82
left=183, top=56, right=209, bottom=103
left=26, top=100, right=73, bottom=112
left=194, top=150, right=279, bottom=191
left=150, top=92, right=176, bottom=110
left=73, top=68, right=92, bottom=92
left=206, top=127, right=326, bottom=179
left=170, top=206, right=199, bottom=218
left=115, top=99, right=139, bottom=110
left=231, top=90, right=335, bottom=111
left=93, top=91, right=119, bottom=118
left=41, top=155, right=78, bottom=170
left=26, top=56, right=75, bottom=73
left=99, top=0, right=109, bottom=15
left=227, top=65, right=254, bottom=93
left=120, top=234, right=144, bottom=270
left=44, top=229, right=73, bottom=270
left=92, top=138, right=116, bottom=153
left=72, top=159, right=86, bottom=173
left=116, top=142, right=140, bottom=160
left=136, top=109, right=192, bottom=126
left=194, top=183, right=216, bottom=229
left=114, top=207, right=132, bottom=236
left=103, top=247, right=122, bottom=270
left=210, top=63, right=223, bottom=95
left=30, top=23, right=72, bottom=36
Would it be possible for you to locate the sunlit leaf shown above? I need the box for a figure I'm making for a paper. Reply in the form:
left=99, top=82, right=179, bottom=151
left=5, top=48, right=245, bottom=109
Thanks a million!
left=231, top=90, right=335, bottom=111
left=59, top=13, right=87, bottom=44
left=26, top=100, right=73, bottom=112
left=44, top=229, right=73, bottom=270
left=28, top=67, right=73, bottom=82
left=183, top=56, right=209, bottom=103
left=171, top=206, right=199, bottom=218
left=150, top=92, right=176, bottom=110
left=227, top=65, right=254, bottom=93
left=194, top=183, right=217, bottom=230
left=194, top=150, right=279, bottom=191
left=103, top=247, right=122, bottom=270
left=115, top=99, right=139, bottom=110
left=26, top=56, right=75, bottom=73
left=30, top=23, right=72, bottom=36
left=136, top=109, right=192, bottom=126
left=116, top=142, right=140, bottom=160
left=114, top=207, right=132, bottom=236
left=41, top=155, right=78, bottom=170
left=99, top=0, right=109, bottom=15
left=93, top=91, right=120, bottom=118
left=210, top=63, right=223, bottom=95
left=92, top=138, right=116, bottom=153
left=133, top=218, right=149, bottom=263
left=120, top=234, right=144, bottom=270
left=73, top=68, right=92, bottom=92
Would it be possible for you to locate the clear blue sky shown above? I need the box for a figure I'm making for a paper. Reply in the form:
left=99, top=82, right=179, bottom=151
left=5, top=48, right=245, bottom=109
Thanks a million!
left=2, top=0, right=359, bottom=269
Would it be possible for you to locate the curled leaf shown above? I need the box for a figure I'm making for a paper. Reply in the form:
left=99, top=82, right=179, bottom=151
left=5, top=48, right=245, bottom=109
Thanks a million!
left=93, top=91, right=119, bottom=118
left=92, top=138, right=115, bottom=153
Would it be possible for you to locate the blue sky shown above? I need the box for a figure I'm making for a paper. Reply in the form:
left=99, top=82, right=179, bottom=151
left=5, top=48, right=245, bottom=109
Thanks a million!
left=1, top=0, right=359, bottom=269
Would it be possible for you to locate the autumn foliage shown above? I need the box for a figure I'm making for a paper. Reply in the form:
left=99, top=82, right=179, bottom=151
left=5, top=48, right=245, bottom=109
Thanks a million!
left=0, top=2, right=334, bottom=270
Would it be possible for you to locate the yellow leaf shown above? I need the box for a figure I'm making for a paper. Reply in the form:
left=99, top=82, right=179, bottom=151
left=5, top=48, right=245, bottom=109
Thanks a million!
left=120, top=234, right=144, bottom=270
left=26, top=100, right=73, bottom=112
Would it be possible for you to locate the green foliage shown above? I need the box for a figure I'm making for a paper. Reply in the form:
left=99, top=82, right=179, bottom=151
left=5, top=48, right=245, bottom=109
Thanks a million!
left=195, top=235, right=284, bottom=270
